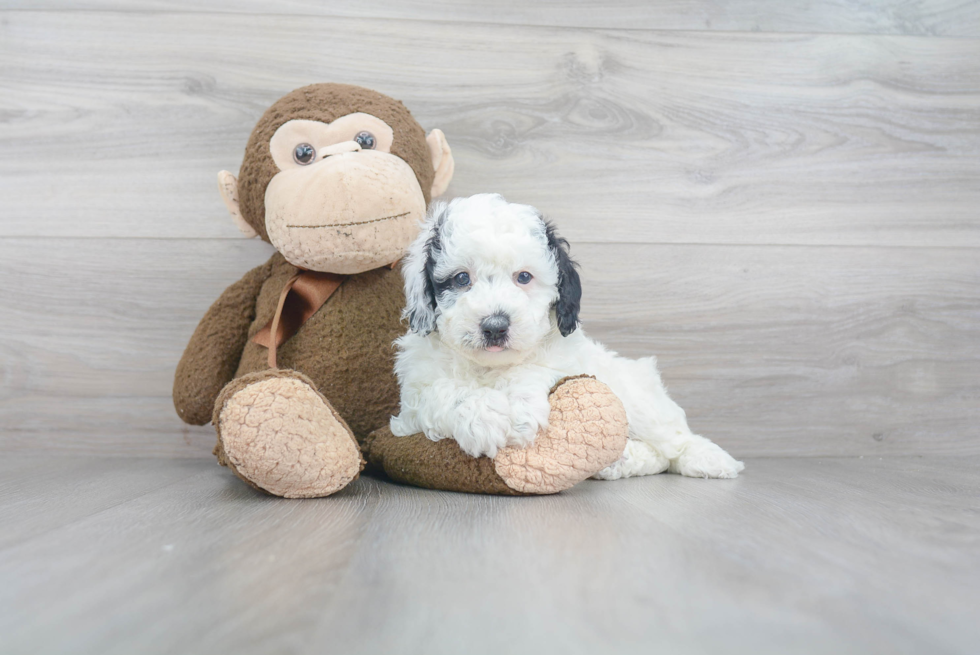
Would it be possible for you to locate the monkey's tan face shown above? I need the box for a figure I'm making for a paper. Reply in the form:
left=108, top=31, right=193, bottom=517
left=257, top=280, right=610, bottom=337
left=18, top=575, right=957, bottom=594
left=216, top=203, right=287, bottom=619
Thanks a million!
left=264, top=115, right=426, bottom=274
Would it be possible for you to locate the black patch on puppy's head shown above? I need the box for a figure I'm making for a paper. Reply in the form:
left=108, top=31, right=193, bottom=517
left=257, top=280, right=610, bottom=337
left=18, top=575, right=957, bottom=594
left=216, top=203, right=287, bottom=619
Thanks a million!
left=406, top=210, right=447, bottom=335
left=543, top=219, right=581, bottom=337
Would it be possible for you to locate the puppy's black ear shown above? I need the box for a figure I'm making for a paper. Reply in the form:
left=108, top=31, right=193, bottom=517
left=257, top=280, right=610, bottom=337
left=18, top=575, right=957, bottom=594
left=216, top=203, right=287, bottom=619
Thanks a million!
left=402, top=205, right=446, bottom=335
left=544, top=220, right=582, bottom=337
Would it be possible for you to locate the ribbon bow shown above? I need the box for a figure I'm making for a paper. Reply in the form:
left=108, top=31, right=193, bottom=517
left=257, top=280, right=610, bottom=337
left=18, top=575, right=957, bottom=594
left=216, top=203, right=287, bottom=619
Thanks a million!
left=251, top=262, right=398, bottom=369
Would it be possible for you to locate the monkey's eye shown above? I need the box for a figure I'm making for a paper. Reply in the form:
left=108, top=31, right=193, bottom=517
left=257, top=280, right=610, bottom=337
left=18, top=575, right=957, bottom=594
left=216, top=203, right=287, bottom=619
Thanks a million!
left=354, top=131, right=376, bottom=150
left=293, top=143, right=316, bottom=165
left=453, top=272, right=471, bottom=287
left=516, top=271, right=533, bottom=285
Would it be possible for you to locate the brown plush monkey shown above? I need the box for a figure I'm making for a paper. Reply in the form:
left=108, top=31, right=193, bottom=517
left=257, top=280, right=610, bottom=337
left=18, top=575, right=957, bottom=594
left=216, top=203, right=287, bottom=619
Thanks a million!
left=174, top=84, right=628, bottom=498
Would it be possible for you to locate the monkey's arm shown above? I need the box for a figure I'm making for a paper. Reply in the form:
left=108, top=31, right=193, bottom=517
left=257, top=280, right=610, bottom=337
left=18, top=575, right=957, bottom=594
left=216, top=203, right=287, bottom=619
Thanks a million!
left=365, top=376, right=629, bottom=495
left=173, top=261, right=272, bottom=425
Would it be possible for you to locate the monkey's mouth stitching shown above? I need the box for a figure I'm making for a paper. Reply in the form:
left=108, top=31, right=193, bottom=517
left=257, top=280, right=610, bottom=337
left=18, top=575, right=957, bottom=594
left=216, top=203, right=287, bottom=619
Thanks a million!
left=287, top=212, right=411, bottom=229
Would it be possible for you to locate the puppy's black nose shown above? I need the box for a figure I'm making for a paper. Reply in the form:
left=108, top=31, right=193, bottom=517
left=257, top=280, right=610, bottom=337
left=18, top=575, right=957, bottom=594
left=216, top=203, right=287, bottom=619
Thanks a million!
left=481, top=314, right=510, bottom=342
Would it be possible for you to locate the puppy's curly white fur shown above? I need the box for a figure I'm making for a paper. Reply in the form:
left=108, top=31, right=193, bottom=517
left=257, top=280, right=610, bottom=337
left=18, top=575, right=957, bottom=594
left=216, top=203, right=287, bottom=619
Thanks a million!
left=390, top=194, right=744, bottom=479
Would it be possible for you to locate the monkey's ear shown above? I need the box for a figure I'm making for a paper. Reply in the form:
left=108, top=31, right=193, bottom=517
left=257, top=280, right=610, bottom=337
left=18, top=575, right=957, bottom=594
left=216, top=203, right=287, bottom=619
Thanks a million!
left=217, top=170, right=258, bottom=238
left=426, top=129, right=454, bottom=198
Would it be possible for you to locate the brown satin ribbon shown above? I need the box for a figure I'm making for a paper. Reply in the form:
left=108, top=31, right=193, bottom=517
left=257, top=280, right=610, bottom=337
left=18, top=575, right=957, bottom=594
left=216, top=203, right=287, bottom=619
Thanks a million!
left=253, top=270, right=345, bottom=368
left=252, top=261, right=399, bottom=369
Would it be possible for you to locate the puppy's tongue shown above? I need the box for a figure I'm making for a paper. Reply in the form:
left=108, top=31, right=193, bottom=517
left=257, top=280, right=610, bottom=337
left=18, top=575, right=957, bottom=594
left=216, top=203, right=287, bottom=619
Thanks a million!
left=485, top=345, right=505, bottom=352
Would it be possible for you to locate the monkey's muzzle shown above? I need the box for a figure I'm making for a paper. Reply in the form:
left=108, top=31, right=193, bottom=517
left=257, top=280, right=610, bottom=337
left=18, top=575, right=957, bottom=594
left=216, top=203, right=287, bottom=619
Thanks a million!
left=265, top=151, right=426, bottom=274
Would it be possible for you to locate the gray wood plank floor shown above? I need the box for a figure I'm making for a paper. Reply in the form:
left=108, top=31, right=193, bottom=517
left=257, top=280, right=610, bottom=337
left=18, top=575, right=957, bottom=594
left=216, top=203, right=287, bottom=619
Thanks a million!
left=1, top=454, right=977, bottom=655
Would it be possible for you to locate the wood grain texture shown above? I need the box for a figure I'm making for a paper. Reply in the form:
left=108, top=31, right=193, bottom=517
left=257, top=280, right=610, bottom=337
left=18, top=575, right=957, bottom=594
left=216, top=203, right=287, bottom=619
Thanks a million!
left=1, top=7, right=977, bottom=459
left=0, top=456, right=205, bottom=550
left=1, top=455, right=978, bottom=654
left=7, top=1, right=980, bottom=37
left=0, top=238, right=274, bottom=457
left=1, top=238, right=977, bottom=457
left=1, top=11, right=978, bottom=246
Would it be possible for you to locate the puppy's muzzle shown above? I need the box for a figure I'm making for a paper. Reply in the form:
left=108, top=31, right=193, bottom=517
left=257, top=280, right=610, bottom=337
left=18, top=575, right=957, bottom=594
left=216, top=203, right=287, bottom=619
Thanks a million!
left=480, top=313, right=510, bottom=349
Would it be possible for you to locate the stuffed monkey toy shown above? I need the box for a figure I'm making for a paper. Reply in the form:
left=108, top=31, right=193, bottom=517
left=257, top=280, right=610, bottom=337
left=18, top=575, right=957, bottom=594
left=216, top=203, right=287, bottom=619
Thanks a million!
left=173, top=84, right=628, bottom=498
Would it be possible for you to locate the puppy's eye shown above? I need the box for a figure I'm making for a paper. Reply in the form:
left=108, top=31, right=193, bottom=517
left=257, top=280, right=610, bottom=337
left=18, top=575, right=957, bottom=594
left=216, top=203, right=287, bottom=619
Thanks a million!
left=293, top=143, right=316, bottom=165
left=453, top=272, right=471, bottom=287
left=354, top=131, right=376, bottom=150
left=516, top=271, right=533, bottom=285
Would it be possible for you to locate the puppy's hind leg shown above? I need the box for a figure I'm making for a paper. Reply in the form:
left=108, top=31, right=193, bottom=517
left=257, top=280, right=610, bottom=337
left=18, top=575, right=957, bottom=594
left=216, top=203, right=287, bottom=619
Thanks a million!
left=606, top=357, right=744, bottom=479
left=593, top=439, right=669, bottom=480
left=665, top=429, right=745, bottom=479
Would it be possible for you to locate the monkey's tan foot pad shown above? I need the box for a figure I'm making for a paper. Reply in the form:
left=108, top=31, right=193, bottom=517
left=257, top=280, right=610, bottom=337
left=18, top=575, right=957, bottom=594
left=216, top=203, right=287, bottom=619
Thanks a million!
left=363, top=375, right=628, bottom=496
left=212, top=369, right=364, bottom=498
left=493, top=375, right=629, bottom=494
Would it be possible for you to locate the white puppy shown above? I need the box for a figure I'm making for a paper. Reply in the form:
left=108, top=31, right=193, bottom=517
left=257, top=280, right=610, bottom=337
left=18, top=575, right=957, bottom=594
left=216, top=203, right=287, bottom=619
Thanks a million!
left=390, top=194, right=744, bottom=479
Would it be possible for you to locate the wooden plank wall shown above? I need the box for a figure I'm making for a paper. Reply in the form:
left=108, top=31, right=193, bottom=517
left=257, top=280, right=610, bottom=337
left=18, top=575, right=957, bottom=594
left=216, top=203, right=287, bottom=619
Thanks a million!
left=1, top=3, right=978, bottom=457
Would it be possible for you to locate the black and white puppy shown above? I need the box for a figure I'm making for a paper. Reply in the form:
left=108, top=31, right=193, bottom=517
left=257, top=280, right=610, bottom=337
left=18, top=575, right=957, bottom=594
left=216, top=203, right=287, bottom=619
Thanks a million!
left=390, top=194, right=743, bottom=479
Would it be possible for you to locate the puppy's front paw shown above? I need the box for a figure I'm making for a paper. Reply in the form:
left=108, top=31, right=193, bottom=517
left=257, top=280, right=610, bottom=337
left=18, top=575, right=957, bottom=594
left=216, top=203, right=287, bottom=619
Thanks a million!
left=452, top=389, right=512, bottom=458
left=506, top=392, right=551, bottom=448
left=671, top=442, right=745, bottom=479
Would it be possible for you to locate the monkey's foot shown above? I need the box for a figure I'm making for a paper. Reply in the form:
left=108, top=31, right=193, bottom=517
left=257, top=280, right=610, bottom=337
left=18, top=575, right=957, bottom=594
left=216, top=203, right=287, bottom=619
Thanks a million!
left=212, top=369, right=363, bottom=498
left=492, top=376, right=629, bottom=494
left=364, top=376, right=628, bottom=495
